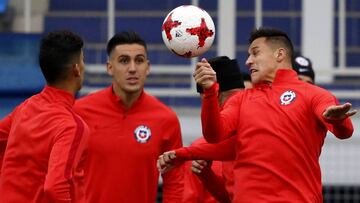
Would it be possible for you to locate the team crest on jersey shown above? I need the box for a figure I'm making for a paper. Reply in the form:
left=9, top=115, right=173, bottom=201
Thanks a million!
left=280, top=90, right=296, bottom=105
left=134, top=125, right=151, bottom=143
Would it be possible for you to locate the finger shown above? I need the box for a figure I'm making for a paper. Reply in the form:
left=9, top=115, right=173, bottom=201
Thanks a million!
left=191, top=166, right=202, bottom=174
left=196, top=160, right=208, bottom=167
left=169, top=152, right=177, bottom=160
left=160, top=165, right=169, bottom=174
left=163, top=154, right=172, bottom=163
left=346, top=110, right=357, bottom=117
left=192, top=160, right=205, bottom=169
left=201, top=58, right=208, bottom=63
left=193, top=65, right=213, bottom=78
left=158, top=155, right=166, bottom=167
left=163, top=164, right=175, bottom=174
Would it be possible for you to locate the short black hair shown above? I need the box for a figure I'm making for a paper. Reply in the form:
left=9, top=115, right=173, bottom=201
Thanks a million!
left=249, top=27, right=294, bottom=61
left=39, top=30, right=83, bottom=84
left=106, top=31, right=147, bottom=56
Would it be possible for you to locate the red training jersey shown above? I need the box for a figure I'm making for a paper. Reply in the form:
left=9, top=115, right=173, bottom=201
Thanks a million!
left=74, top=86, right=184, bottom=203
left=176, top=137, right=236, bottom=201
left=201, top=69, right=354, bottom=203
left=0, top=86, right=89, bottom=203
left=182, top=138, right=228, bottom=203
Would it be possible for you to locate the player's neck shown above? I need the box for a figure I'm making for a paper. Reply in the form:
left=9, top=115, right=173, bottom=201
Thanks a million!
left=48, top=81, right=78, bottom=96
left=113, top=87, right=142, bottom=109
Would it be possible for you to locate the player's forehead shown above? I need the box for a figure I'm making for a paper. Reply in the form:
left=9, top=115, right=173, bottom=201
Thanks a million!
left=112, top=44, right=147, bottom=58
left=248, top=37, right=271, bottom=53
left=248, top=37, right=268, bottom=52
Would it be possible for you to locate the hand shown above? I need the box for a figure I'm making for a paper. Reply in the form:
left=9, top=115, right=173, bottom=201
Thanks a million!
left=193, top=58, right=217, bottom=89
left=323, top=102, right=357, bottom=120
left=191, top=160, right=211, bottom=174
left=157, top=151, right=177, bottom=174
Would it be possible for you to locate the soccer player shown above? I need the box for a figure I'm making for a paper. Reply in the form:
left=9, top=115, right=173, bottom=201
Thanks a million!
left=158, top=63, right=253, bottom=203
left=74, top=31, right=184, bottom=203
left=292, top=54, right=315, bottom=84
left=0, top=30, right=88, bottom=202
left=192, top=27, right=356, bottom=202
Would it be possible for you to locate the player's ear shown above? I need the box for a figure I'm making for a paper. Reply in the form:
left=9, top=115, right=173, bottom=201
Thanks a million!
left=73, top=63, right=81, bottom=77
left=145, top=59, right=150, bottom=76
left=275, top=48, right=286, bottom=62
left=106, top=61, right=113, bottom=76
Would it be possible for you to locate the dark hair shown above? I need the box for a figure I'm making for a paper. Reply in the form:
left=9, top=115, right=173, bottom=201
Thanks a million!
left=106, top=31, right=147, bottom=56
left=249, top=27, right=294, bottom=61
left=39, top=30, right=83, bottom=84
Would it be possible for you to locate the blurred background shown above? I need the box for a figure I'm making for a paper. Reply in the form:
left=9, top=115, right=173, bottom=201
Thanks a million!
left=0, top=0, right=359, bottom=202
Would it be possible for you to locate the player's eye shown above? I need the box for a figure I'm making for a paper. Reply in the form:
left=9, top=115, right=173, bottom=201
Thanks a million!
left=135, top=57, right=145, bottom=64
left=119, top=58, right=129, bottom=64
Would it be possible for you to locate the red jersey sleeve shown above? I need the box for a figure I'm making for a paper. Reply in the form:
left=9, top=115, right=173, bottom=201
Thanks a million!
left=312, top=88, right=354, bottom=139
left=196, top=164, right=231, bottom=203
left=161, top=115, right=184, bottom=203
left=175, top=136, right=236, bottom=161
left=0, top=104, right=23, bottom=175
left=44, top=116, right=86, bottom=203
left=181, top=161, right=205, bottom=203
left=0, top=113, right=12, bottom=175
left=202, top=83, right=240, bottom=143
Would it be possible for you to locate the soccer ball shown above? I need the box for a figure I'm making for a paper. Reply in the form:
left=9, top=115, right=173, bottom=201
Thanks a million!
left=161, top=5, right=215, bottom=58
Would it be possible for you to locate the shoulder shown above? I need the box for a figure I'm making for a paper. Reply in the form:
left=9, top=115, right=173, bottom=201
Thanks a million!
left=222, top=89, right=246, bottom=107
left=76, top=88, right=108, bottom=104
left=74, top=88, right=110, bottom=111
left=143, top=92, right=179, bottom=119
left=300, top=82, right=335, bottom=99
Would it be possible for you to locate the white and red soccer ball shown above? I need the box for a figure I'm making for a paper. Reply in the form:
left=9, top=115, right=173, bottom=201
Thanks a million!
left=161, top=5, right=215, bottom=58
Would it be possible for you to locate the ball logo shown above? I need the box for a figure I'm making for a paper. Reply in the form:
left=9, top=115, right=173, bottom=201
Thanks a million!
left=134, top=125, right=151, bottom=143
left=280, top=90, right=296, bottom=105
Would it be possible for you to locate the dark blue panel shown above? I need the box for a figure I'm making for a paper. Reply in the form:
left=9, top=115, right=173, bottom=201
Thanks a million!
left=49, top=0, right=106, bottom=11
left=0, top=34, right=45, bottom=93
left=346, top=53, right=360, bottom=66
left=0, top=0, right=9, bottom=13
left=116, top=16, right=164, bottom=43
left=346, top=17, right=360, bottom=46
left=237, top=0, right=254, bottom=11
left=262, top=17, right=302, bottom=46
left=334, top=16, right=339, bottom=47
left=236, top=51, right=250, bottom=72
left=116, top=0, right=191, bottom=11
left=334, top=0, right=339, bottom=10
left=44, top=16, right=108, bottom=43
left=199, top=0, right=218, bottom=11
left=346, top=0, right=360, bottom=11
left=147, top=49, right=191, bottom=64
left=236, top=17, right=256, bottom=44
left=157, top=96, right=201, bottom=107
left=333, top=50, right=338, bottom=67
left=263, top=0, right=301, bottom=11
left=0, top=97, right=29, bottom=119
left=84, top=48, right=108, bottom=64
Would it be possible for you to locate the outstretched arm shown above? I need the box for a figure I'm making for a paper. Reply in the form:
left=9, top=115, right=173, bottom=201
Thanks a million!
left=176, top=136, right=236, bottom=161
left=157, top=136, right=236, bottom=174
left=321, top=102, right=356, bottom=139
